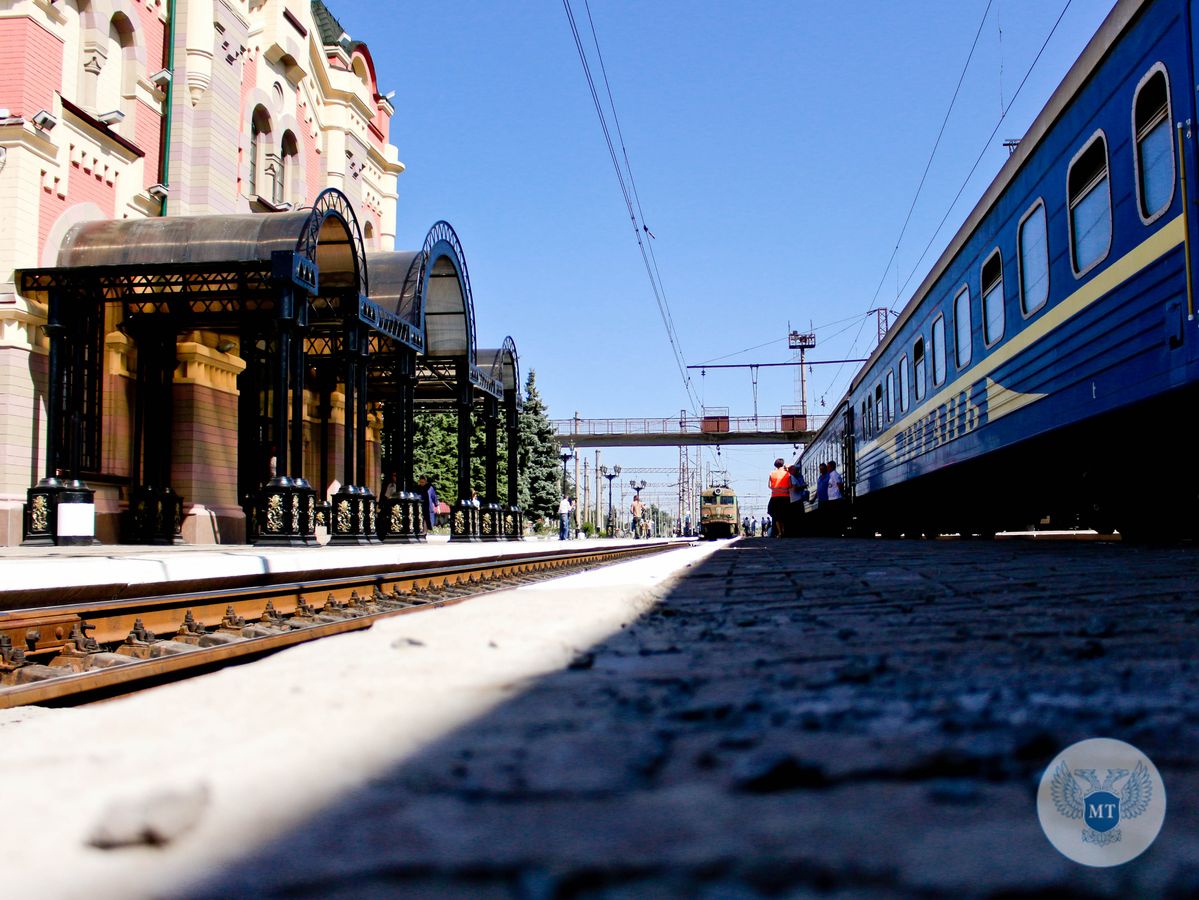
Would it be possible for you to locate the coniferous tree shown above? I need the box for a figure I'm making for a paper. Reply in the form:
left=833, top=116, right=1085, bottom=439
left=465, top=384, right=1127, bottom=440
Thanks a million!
left=409, top=371, right=562, bottom=524
left=411, top=411, right=456, bottom=502
left=518, top=370, right=563, bottom=525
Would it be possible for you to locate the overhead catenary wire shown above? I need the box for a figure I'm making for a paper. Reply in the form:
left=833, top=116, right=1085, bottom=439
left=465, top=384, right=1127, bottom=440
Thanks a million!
left=562, top=0, right=700, bottom=414
left=867, top=0, right=995, bottom=313
left=820, top=0, right=1073, bottom=412
left=895, top=0, right=1075, bottom=300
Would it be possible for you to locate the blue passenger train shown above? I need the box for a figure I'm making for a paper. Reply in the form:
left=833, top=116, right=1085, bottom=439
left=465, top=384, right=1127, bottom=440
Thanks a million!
left=800, top=0, right=1199, bottom=539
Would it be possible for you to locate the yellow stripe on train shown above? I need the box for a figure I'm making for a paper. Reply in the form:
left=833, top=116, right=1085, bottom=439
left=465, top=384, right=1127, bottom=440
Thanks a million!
left=860, top=212, right=1184, bottom=456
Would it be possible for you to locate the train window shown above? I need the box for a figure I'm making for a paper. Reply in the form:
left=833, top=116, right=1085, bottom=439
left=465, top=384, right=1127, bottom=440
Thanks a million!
left=1067, top=131, right=1111, bottom=277
left=953, top=286, right=972, bottom=367
left=981, top=250, right=1004, bottom=346
left=898, top=356, right=910, bottom=412
left=874, top=384, right=884, bottom=432
left=861, top=401, right=870, bottom=438
left=931, top=315, right=946, bottom=385
left=1018, top=201, right=1050, bottom=316
left=913, top=338, right=926, bottom=401
left=885, top=370, right=894, bottom=421
left=1133, top=65, right=1173, bottom=223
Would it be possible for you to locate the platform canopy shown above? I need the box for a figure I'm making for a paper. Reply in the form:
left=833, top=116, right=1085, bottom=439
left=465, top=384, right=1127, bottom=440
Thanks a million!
left=477, top=337, right=523, bottom=410
left=18, top=189, right=413, bottom=343
left=368, top=221, right=502, bottom=403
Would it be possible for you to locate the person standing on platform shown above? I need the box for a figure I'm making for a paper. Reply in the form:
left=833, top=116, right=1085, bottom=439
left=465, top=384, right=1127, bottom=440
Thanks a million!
left=826, top=460, right=846, bottom=535
left=788, top=462, right=808, bottom=536
left=558, top=496, right=572, bottom=540
left=416, top=475, right=438, bottom=529
left=630, top=496, right=644, bottom=539
left=768, top=457, right=791, bottom=537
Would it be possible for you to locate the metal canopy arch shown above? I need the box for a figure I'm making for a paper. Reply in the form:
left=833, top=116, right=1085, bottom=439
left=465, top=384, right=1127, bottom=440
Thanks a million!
left=477, top=336, right=523, bottom=411
left=421, top=220, right=477, bottom=361
left=366, top=221, right=501, bottom=399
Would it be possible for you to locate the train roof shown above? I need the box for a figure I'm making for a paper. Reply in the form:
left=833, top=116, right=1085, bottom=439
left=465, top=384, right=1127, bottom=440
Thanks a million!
left=847, top=0, right=1146, bottom=397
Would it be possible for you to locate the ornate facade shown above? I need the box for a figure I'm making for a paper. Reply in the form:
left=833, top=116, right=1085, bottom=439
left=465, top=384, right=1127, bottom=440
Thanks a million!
left=0, top=0, right=405, bottom=544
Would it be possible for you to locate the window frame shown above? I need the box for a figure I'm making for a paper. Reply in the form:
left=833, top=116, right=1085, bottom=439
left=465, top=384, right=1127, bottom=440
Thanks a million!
left=1017, top=199, right=1051, bottom=319
left=931, top=314, right=947, bottom=386
left=1067, top=129, right=1113, bottom=279
left=874, top=384, right=884, bottom=432
left=1132, top=62, right=1174, bottom=226
left=885, top=370, right=894, bottom=422
left=981, top=248, right=1005, bottom=348
left=898, top=356, right=910, bottom=413
left=953, top=285, right=972, bottom=368
left=913, top=337, right=927, bottom=402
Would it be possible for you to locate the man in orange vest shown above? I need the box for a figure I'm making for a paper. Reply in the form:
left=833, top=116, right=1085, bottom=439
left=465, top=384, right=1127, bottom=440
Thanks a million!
left=768, top=457, right=790, bottom=538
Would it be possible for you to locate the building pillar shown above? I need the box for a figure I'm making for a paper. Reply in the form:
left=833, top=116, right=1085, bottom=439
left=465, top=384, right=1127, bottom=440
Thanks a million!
left=480, top=394, right=501, bottom=540
left=504, top=388, right=523, bottom=540
left=255, top=285, right=304, bottom=546
left=329, top=322, right=371, bottom=545
left=450, top=357, right=478, bottom=541
left=24, top=286, right=96, bottom=546
left=125, top=324, right=183, bottom=544
left=379, top=348, right=420, bottom=543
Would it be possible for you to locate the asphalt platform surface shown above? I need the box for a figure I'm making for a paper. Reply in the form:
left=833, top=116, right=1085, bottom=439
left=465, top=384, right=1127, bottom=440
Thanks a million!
left=190, top=536, right=1199, bottom=898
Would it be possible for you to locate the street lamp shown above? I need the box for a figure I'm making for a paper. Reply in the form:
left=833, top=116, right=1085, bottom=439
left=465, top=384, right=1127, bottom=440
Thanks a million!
left=600, top=463, right=620, bottom=537
left=559, top=448, right=573, bottom=498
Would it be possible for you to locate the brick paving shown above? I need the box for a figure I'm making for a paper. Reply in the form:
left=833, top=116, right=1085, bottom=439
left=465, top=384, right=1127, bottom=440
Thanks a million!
left=189, top=537, right=1199, bottom=898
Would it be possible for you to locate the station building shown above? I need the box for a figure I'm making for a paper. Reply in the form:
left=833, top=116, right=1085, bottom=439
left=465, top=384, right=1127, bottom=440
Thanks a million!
left=0, top=0, right=519, bottom=547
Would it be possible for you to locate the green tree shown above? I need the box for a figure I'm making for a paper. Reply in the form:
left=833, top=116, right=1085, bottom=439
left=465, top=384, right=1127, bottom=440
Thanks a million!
left=408, top=370, right=562, bottom=521
left=411, top=411, right=457, bottom=502
left=519, top=369, right=563, bottom=524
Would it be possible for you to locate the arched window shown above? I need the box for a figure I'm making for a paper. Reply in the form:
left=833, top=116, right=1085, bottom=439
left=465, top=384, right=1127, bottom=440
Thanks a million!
left=250, top=106, right=272, bottom=199
left=1133, top=65, right=1173, bottom=222
left=913, top=338, right=926, bottom=402
left=1068, top=131, right=1112, bottom=276
left=954, top=286, right=972, bottom=367
left=363, top=221, right=375, bottom=249
left=931, top=315, right=946, bottom=386
left=1018, top=201, right=1050, bottom=316
left=981, top=250, right=1005, bottom=346
left=279, top=131, right=299, bottom=205
left=94, top=13, right=135, bottom=119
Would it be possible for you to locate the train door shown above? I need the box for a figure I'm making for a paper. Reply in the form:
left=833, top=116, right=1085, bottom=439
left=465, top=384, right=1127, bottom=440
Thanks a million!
left=841, top=405, right=856, bottom=503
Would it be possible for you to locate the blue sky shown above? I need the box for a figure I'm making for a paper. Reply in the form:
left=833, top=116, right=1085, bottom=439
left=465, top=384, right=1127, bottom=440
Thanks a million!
left=338, top=0, right=1115, bottom=516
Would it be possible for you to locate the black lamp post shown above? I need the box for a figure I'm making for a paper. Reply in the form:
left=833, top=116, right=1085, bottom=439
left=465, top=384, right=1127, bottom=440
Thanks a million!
left=559, top=448, right=573, bottom=498
left=601, top=463, right=620, bottom=537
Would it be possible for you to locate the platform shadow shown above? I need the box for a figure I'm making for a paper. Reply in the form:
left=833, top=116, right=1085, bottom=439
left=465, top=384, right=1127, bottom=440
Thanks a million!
left=181, top=538, right=1199, bottom=898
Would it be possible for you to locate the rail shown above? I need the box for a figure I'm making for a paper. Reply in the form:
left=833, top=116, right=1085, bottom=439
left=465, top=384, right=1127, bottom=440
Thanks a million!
left=0, top=541, right=685, bottom=708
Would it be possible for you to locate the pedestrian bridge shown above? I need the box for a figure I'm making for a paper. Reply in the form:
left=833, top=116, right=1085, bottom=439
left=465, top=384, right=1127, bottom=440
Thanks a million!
left=551, top=412, right=822, bottom=448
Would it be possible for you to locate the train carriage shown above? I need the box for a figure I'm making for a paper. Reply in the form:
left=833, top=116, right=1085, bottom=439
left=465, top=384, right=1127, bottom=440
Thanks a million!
left=801, top=0, right=1199, bottom=539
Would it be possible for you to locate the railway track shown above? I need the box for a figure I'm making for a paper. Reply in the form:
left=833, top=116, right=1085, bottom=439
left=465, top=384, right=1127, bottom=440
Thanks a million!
left=0, top=541, right=684, bottom=709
